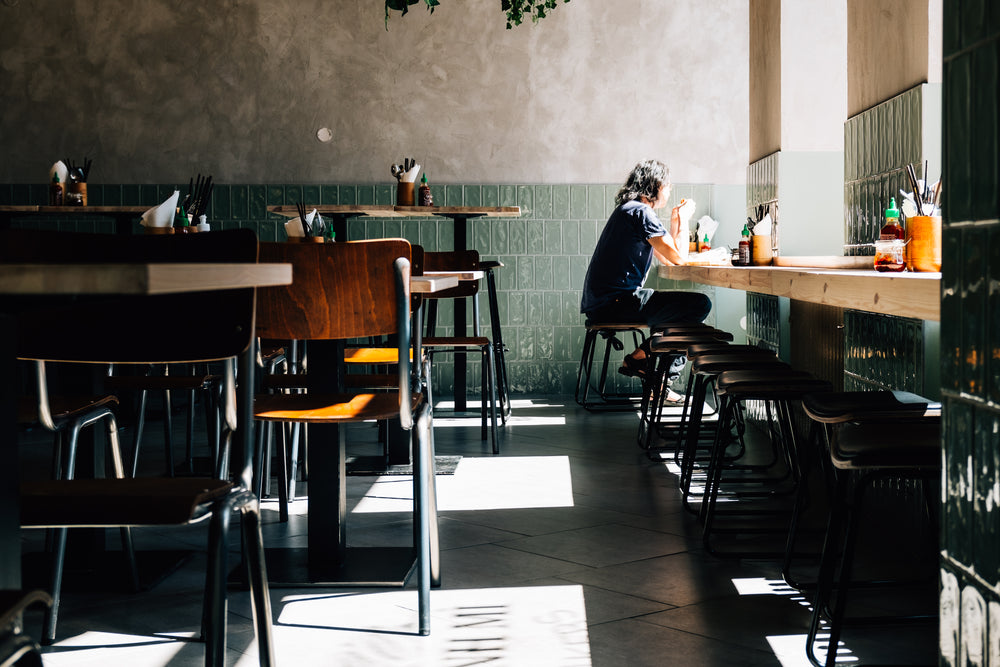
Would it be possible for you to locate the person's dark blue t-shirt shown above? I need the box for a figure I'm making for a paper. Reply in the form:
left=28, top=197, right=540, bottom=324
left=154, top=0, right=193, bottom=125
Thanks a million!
left=580, top=200, right=667, bottom=314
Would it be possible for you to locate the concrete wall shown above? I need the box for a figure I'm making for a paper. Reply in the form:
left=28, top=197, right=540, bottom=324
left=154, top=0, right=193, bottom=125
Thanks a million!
left=0, top=0, right=749, bottom=186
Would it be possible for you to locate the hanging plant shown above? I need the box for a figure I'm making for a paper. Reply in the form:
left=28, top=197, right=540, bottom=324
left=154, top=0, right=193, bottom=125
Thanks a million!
left=501, top=0, right=569, bottom=29
left=385, top=0, right=569, bottom=29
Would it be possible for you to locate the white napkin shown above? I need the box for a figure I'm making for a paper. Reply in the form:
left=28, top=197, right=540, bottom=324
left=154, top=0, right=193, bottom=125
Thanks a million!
left=696, top=215, right=719, bottom=243
left=284, top=218, right=305, bottom=238
left=401, top=165, right=421, bottom=183
left=141, top=190, right=180, bottom=228
left=753, top=213, right=772, bottom=237
left=48, top=161, right=68, bottom=187
left=284, top=209, right=318, bottom=238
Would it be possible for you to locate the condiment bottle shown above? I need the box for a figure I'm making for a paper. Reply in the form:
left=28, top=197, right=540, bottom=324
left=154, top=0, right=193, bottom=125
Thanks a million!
left=49, top=173, right=64, bottom=206
left=702, top=234, right=711, bottom=251
left=738, top=224, right=751, bottom=265
left=418, top=173, right=433, bottom=206
left=879, top=197, right=904, bottom=240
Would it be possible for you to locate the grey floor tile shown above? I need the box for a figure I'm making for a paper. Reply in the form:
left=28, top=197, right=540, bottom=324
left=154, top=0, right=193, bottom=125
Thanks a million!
left=497, top=523, right=694, bottom=568
left=588, top=618, right=780, bottom=667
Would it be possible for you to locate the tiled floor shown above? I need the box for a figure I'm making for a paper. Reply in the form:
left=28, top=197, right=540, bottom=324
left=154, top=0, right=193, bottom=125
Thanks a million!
left=19, top=396, right=939, bottom=666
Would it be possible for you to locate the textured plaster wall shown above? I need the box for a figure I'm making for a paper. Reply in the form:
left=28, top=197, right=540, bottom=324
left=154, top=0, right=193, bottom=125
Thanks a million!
left=0, top=0, right=748, bottom=186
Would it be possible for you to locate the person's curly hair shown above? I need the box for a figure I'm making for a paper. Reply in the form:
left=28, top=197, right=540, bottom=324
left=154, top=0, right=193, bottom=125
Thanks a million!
left=615, top=160, right=670, bottom=206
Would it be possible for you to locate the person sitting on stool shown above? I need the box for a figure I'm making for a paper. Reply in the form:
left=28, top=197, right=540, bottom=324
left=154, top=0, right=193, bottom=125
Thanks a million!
left=580, top=159, right=711, bottom=400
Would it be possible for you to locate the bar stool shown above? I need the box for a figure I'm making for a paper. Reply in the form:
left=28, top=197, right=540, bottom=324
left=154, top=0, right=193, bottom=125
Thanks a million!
left=796, top=391, right=940, bottom=667
left=676, top=351, right=793, bottom=512
left=637, top=327, right=735, bottom=451
left=574, top=321, right=647, bottom=410
left=479, top=260, right=511, bottom=422
left=700, top=369, right=833, bottom=558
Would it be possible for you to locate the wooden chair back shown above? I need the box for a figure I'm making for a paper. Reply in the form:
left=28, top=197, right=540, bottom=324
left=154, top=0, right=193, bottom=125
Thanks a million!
left=257, top=239, right=411, bottom=341
left=1, top=229, right=258, bottom=365
left=421, top=249, right=480, bottom=300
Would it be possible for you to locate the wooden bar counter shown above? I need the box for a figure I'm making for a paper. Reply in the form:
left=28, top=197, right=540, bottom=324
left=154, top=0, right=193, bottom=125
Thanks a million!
left=658, top=260, right=941, bottom=322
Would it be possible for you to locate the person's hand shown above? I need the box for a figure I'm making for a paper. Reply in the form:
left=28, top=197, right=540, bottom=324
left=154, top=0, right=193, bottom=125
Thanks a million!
left=669, top=204, right=682, bottom=236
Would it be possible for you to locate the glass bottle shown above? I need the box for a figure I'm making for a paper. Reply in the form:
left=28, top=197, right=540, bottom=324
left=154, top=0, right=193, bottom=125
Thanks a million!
left=49, top=173, right=64, bottom=206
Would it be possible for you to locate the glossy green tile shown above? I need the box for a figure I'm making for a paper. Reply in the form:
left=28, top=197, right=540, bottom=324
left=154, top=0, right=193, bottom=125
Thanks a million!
left=990, top=228, right=1000, bottom=404
left=302, top=185, right=320, bottom=207
left=533, top=185, right=552, bottom=219
left=569, top=185, right=588, bottom=219
left=375, top=184, right=394, bottom=205
left=320, top=185, right=339, bottom=205
left=445, top=185, right=463, bottom=207
left=970, top=43, right=998, bottom=221
left=544, top=220, right=561, bottom=255
left=356, top=186, right=375, bottom=205
left=517, top=186, right=534, bottom=219
left=231, top=186, right=249, bottom=221
left=944, top=55, right=973, bottom=222
left=552, top=256, right=571, bottom=291
left=463, top=185, right=482, bottom=208
left=973, top=408, right=1000, bottom=581
left=562, top=220, right=580, bottom=256
left=499, top=185, right=517, bottom=208
left=507, top=219, right=526, bottom=255
left=249, top=185, right=268, bottom=219
left=338, top=186, right=357, bottom=205
left=534, top=255, right=553, bottom=291
left=587, top=185, right=606, bottom=220
left=944, top=400, right=973, bottom=563
left=212, top=185, right=231, bottom=221
left=963, top=226, right=988, bottom=397
left=481, top=185, right=499, bottom=208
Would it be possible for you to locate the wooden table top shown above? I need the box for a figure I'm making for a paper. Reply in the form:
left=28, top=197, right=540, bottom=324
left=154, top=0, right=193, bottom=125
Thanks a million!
left=0, top=205, right=149, bottom=215
left=411, top=275, right=460, bottom=293
left=268, top=205, right=520, bottom=218
left=0, top=263, right=293, bottom=296
left=658, top=262, right=941, bottom=321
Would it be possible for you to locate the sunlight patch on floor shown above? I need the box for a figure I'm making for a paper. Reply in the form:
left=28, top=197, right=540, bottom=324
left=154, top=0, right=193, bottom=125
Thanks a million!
left=351, top=456, right=575, bottom=513
left=272, top=585, right=591, bottom=666
left=43, top=631, right=194, bottom=666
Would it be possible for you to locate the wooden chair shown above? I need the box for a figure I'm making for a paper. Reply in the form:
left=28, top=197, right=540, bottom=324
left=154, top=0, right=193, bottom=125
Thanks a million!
left=254, top=239, right=438, bottom=635
left=421, top=249, right=500, bottom=454
left=3, top=228, right=274, bottom=665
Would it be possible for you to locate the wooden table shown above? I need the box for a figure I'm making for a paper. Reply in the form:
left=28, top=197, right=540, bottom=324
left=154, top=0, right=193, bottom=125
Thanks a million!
left=269, top=205, right=519, bottom=410
left=658, top=263, right=941, bottom=321
left=0, top=206, right=148, bottom=235
left=0, top=262, right=292, bottom=590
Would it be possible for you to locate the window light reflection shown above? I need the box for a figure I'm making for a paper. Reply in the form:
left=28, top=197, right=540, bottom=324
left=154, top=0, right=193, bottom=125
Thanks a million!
left=352, top=455, right=575, bottom=513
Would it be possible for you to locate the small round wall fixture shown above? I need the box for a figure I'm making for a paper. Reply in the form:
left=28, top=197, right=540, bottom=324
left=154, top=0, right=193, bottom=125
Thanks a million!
left=316, top=128, right=334, bottom=143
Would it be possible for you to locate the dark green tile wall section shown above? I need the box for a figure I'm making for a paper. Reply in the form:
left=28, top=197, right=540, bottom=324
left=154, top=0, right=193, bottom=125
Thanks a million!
left=0, top=181, right=715, bottom=397
left=939, top=2, right=1000, bottom=664
left=843, top=87, right=926, bottom=254
left=842, top=310, right=924, bottom=392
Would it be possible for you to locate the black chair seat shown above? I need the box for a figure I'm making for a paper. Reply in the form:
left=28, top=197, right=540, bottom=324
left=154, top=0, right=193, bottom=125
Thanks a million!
left=21, top=478, right=235, bottom=527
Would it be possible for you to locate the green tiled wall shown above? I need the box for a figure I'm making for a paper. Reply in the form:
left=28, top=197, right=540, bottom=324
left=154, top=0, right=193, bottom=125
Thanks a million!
left=0, top=180, right=716, bottom=397
left=939, top=1, right=1000, bottom=662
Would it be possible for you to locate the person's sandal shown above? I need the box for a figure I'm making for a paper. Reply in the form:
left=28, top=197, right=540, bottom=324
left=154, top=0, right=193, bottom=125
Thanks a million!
left=618, top=355, right=648, bottom=379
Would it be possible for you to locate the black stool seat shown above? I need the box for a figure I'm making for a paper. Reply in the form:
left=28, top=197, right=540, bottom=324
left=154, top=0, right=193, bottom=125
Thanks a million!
left=832, top=421, right=940, bottom=469
left=716, top=370, right=831, bottom=398
left=687, top=343, right=775, bottom=357
left=575, top=321, right=648, bottom=410
left=802, top=390, right=941, bottom=423
left=692, top=354, right=788, bottom=376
